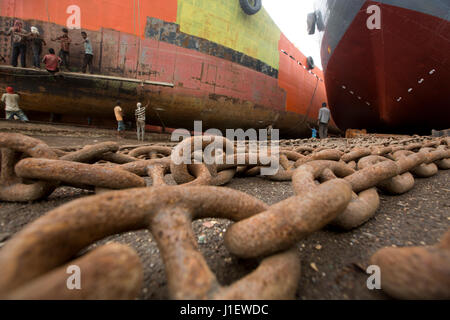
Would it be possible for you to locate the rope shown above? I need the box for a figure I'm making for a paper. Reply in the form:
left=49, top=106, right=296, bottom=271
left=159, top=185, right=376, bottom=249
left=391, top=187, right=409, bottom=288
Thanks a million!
left=135, top=0, right=141, bottom=77
left=45, top=0, right=50, bottom=23
left=153, top=108, right=166, bottom=132
left=281, top=74, right=320, bottom=137
left=302, top=75, right=320, bottom=127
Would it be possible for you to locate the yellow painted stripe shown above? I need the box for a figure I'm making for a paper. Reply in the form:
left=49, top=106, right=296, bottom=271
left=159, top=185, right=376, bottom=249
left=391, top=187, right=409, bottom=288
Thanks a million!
left=177, top=0, right=281, bottom=69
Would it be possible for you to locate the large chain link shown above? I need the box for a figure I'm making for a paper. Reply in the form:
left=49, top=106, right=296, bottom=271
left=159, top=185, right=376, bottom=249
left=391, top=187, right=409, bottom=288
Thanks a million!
left=0, top=132, right=449, bottom=299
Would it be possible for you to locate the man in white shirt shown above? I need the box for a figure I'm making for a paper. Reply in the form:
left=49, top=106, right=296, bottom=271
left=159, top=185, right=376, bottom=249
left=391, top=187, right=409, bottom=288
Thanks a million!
left=1, top=87, right=29, bottom=121
left=317, top=102, right=330, bottom=139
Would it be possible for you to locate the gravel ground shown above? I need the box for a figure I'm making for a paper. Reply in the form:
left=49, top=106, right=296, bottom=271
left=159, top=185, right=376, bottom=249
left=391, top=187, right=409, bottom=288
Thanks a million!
left=0, top=125, right=449, bottom=300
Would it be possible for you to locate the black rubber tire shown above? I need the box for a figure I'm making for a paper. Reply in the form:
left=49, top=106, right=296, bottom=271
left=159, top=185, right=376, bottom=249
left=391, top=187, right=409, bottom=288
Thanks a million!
left=315, top=11, right=325, bottom=32
left=307, top=12, right=316, bottom=35
left=307, top=56, right=315, bottom=70
left=239, top=0, right=262, bottom=15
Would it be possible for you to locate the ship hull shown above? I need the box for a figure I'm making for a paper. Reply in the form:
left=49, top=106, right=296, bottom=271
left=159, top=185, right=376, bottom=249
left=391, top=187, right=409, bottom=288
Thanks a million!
left=317, top=0, right=450, bottom=134
left=0, top=65, right=314, bottom=136
left=0, top=0, right=338, bottom=137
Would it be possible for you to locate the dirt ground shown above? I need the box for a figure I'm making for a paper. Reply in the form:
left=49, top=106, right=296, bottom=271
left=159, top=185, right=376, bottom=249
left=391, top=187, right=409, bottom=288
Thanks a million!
left=1, top=122, right=449, bottom=300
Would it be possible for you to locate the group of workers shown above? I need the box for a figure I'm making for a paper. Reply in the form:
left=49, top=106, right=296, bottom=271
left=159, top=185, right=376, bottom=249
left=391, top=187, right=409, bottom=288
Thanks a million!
left=1, top=88, right=331, bottom=141
left=0, top=20, right=94, bottom=74
left=0, top=87, right=149, bottom=141
left=112, top=102, right=331, bottom=141
left=114, top=101, right=149, bottom=141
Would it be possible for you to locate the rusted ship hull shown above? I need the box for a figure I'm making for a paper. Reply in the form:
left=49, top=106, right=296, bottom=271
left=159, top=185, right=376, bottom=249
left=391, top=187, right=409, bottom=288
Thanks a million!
left=0, top=65, right=320, bottom=136
left=0, top=0, right=338, bottom=137
left=314, top=0, right=450, bottom=134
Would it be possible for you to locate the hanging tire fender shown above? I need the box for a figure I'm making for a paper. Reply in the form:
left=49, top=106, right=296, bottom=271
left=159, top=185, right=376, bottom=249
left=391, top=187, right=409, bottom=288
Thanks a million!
left=307, top=12, right=317, bottom=34
left=239, top=0, right=262, bottom=15
left=307, top=56, right=315, bottom=70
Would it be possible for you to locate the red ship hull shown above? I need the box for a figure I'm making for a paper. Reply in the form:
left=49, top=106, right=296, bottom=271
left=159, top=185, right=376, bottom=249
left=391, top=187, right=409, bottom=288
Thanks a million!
left=323, top=1, right=450, bottom=134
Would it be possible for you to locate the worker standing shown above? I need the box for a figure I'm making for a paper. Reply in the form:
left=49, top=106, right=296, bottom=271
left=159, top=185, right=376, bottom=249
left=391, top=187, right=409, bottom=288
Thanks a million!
left=51, top=28, right=71, bottom=71
left=114, top=101, right=125, bottom=138
left=29, top=26, right=46, bottom=69
left=5, top=20, right=29, bottom=68
left=135, top=102, right=148, bottom=141
left=75, top=31, right=94, bottom=74
left=317, top=102, right=330, bottom=139
left=1, top=87, right=29, bottom=121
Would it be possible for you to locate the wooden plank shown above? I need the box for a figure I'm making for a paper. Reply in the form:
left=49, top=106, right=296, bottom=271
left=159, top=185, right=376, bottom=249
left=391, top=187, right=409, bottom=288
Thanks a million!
left=0, top=65, right=174, bottom=87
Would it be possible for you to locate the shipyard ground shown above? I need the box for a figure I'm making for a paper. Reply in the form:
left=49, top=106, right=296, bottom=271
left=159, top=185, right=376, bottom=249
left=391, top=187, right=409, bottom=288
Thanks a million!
left=0, top=121, right=449, bottom=300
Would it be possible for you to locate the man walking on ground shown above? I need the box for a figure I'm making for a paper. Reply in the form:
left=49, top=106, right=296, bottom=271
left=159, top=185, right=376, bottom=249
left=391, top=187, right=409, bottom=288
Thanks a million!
left=51, top=28, right=71, bottom=71
left=1, top=87, right=29, bottom=121
left=75, top=31, right=94, bottom=74
left=317, top=102, right=331, bottom=139
left=114, top=101, right=125, bottom=138
left=135, top=102, right=148, bottom=141
left=42, top=48, right=62, bottom=74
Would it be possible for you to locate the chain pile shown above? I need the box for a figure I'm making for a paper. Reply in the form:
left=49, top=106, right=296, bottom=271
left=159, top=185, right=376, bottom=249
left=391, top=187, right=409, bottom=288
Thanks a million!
left=0, top=132, right=449, bottom=299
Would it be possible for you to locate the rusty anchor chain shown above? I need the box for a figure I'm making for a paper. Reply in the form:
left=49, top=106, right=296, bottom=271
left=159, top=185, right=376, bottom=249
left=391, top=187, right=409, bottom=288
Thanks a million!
left=60, top=141, right=120, bottom=163
left=292, top=160, right=380, bottom=231
left=0, top=133, right=449, bottom=299
left=0, top=186, right=300, bottom=300
left=264, top=149, right=301, bottom=181
left=357, top=155, right=415, bottom=195
left=254, top=148, right=345, bottom=182
left=15, top=158, right=146, bottom=190
left=128, top=146, right=172, bottom=159
left=294, top=149, right=344, bottom=168
left=340, top=147, right=372, bottom=170
left=170, top=136, right=237, bottom=186
left=5, top=243, right=144, bottom=300
left=224, top=177, right=353, bottom=258
left=370, top=229, right=450, bottom=300
left=0, top=133, right=59, bottom=202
